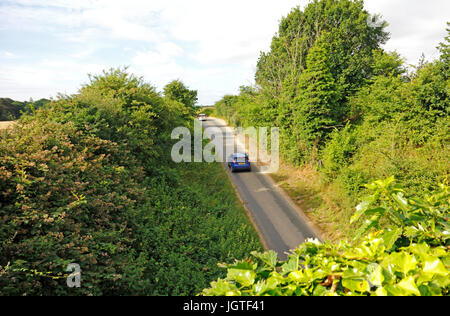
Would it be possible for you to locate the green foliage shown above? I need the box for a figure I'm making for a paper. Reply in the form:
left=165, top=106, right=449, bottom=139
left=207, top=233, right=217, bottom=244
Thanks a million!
left=197, top=107, right=214, bottom=117
left=438, top=22, right=450, bottom=76
left=82, top=67, right=162, bottom=112
left=370, top=50, right=406, bottom=78
left=164, top=79, right=198, bottom=109
left=214, top=95, right=241, bottom=125
left=202, top=179, right=449, bottom=296
left=350, top=177, right=449, bottom=245
left=133, top=162, right=263, bottom=295
left=216, top=0, right=390, bottom=165
left=0, top=118, right=143, bottom=295
left=256, top=0, right=389, bottom=97
left=321, top=124, right=358, bottom=177
left=349, top=74, right=407, bottom=124
left=293, top=36, right=342, bottom=153
left=0, top=68, right=262, bottom=295
left=405, top=61, right=449, bottom=145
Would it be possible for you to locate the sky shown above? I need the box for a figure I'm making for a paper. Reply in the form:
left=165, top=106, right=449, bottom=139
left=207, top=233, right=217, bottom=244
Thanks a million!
left=0, top=0, right=449, bottom=105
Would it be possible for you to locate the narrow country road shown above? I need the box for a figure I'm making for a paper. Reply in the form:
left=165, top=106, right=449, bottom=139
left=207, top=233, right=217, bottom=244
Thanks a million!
left=201, top=117, right=323, bottom=259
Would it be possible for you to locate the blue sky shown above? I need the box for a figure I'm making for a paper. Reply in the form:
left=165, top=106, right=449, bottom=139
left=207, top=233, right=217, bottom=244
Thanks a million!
left=0, top=0, right=449, bottom=105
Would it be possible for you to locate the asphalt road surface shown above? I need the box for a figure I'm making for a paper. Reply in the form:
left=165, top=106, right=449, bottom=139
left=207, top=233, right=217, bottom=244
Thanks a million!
left=201, top=117, right=322, bottom=259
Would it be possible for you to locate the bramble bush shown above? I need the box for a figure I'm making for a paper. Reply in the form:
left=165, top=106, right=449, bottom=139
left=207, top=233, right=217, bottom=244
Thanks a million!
left=202, top=177, right=449, bottom=296
left=0, top=117, right=147, bottom=295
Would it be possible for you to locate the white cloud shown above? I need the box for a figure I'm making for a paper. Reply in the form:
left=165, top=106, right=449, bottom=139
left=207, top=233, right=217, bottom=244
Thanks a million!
left=365, top=0, right=450, bottom=63
left=155, top=42, right=184, bottom=58
left=0, top=59, right=107, bottom=100
left=130, top=47, right=184, bottom=88
left=160, top=0, right=301, bottom=66
left=0, top=51, right=17, bottom=59
left=78, top=7, right=161, bottom=43
left=0, top=0, right=163, bottom=43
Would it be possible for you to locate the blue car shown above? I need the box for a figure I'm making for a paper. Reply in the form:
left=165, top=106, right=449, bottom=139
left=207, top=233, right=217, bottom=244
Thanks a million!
left=227, top=153, right=251, bottom=172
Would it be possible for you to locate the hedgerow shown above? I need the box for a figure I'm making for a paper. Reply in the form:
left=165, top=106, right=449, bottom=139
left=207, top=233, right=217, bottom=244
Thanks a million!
left=0, top=68, right=263, bottom=295
left=212, top=2, right=449, bottom=241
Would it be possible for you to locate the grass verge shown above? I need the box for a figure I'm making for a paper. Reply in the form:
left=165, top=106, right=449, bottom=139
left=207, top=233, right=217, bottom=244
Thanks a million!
left=270, top=162, right=356, bottom=242
left=133, top=159, right=265, bottom=295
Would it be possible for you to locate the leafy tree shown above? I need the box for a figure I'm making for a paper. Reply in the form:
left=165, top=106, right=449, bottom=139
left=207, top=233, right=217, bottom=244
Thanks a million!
left=252, top=0, right=390, bottom=164
left=212, top=2, right=449, bottom=238
left=293, top=35, right=342, bottom=152
left=255, top=0, right=389, bottom=99
left=164, top=80, right=198, bottom=108
left=370, top=49, right=406, bottom=78
left=82, top=67, right=163, bottom=112
left=438, top=22, right=450, bottom=74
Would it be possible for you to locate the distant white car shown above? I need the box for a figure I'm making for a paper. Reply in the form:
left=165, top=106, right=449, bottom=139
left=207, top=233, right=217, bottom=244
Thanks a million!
left=198, top=113, right=207, bottom=121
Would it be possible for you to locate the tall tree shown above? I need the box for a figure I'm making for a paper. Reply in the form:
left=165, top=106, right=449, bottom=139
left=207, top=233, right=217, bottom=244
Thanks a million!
left=253, top=0, right=390, bottom=164
left=294, top=37, right=341, bottom=150
left=255, top=0, right=389, bottom=100
left=438, top=22, right=450, bottom=76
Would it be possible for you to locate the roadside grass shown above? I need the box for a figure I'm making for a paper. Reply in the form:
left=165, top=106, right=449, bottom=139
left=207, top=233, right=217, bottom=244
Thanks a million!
left=177, top=159, right=264, bottom=257
left=144, top=159, right=265, bottom=295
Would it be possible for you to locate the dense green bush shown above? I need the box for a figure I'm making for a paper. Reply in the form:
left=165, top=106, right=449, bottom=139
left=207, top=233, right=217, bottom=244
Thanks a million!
left=321, top=124, right=358, bottom=177
left=0, top=117, right=146, bottom=295
left=202, top=178, right=449, bottom=296
left=164, top=79, right=199, bottom=109
left=197, top=107, right=214, bottom=117
left=0, top=69, right=263, bottom=295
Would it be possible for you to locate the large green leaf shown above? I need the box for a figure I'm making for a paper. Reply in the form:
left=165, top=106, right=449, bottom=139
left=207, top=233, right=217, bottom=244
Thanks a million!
left=383, top=252, right=417, bottom=276
left=367, top=264, right=384, bottom=287
left=202, top=279, right=239, bottom=296
left=422, top=258, right=448, bottom=276
left=396, top=276, right=421, bottom=296
left=342, top=268, right=370, bottom=293
left=251, top=250, right=278, bottom=268
left=381, top=228, right=403, bottom=250
left=253, top=276, right=280, bottom=295
left=391, top=192, right=409, bottom=212
left=227, top=269, right=257, bottom=287
left=353, top=214, right=381, bottom=240
left=350, top=196, right=375, bottom=224
left=281, top=255, right=299, bottom=275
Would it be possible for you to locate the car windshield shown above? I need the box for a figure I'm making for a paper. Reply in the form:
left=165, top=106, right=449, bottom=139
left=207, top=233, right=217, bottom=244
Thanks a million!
left=234, top=154, right=247, bottom=162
